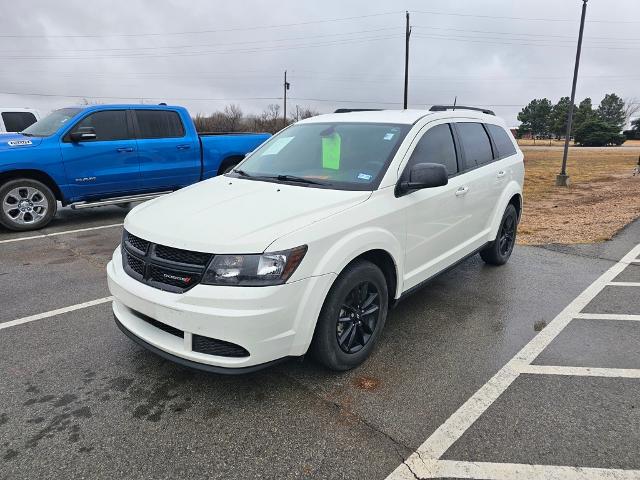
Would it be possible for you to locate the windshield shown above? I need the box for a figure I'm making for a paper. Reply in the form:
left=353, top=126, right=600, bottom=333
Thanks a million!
left=21, top=108, right=82, bottom=137
left=233, top=122, right=411, bottom=190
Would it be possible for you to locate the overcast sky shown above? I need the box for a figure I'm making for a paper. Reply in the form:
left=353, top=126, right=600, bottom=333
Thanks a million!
left=1, top=0, right=639, bottom=125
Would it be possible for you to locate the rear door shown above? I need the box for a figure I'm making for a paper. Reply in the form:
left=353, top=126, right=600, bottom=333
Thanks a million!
left=133, top=109, right=199, bottom=191
left=451, top=121, right=501, bottom=244
left=60, top=109, right=140, bottom=198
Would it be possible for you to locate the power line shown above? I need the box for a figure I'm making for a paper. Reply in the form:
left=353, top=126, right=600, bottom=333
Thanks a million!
left=0, top=91, right=283, bottom=102
left=0, top=34, right=403, bottom=60
left=0, top=11, right=403, bottom=38
left=412, top=9, right=640, bottom=24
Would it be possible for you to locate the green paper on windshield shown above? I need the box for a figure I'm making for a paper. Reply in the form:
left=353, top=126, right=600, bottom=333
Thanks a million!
left=322, top=133, right=341, bottom=170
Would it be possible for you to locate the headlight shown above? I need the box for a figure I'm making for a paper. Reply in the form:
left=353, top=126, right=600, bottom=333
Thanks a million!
left=202, top=245, right=307, bottom=286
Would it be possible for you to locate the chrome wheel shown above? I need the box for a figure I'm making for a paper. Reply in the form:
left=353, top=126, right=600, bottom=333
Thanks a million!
left=336, top=281, right=381, bottom=354
left=2, top=186, right=49, bottom=225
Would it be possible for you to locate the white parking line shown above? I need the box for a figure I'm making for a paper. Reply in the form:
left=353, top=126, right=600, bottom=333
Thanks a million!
left=394, top=459, right=640, bottom=480
left=519, top=364, right=640, bottom=379
left=0, top=297, right=112, bottom=331
left=608, top=281, right=640, bottom=287
left=0, top=223, right=123, bottom=244
left=574, top=313, right=640, bottom=321
left=386, top=242, right=640, bottom=480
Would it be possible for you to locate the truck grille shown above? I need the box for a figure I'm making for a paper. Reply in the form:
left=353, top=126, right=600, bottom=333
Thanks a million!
left=122, top=230, right=213, bottom=293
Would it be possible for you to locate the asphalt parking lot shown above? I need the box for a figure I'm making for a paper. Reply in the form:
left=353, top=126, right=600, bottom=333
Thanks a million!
left=1, top=205, right=639, bottom=480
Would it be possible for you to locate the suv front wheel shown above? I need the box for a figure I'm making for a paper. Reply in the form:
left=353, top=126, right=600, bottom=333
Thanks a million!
left=0, top=179, right=57, bottom=231
left=480, top=203, right=518, bottom=266
left=311, top=260, right=389, bottom=371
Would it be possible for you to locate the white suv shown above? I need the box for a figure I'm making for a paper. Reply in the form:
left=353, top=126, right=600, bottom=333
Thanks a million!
left=107, top=107, right=524, bottom=373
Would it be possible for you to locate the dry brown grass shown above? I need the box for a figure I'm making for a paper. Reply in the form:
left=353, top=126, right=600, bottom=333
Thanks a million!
left=516, top=139, right=639, bottom=147
left=518, top=147, right=640, bottom=245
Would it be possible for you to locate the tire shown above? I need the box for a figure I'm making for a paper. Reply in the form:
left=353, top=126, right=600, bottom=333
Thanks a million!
left=217, top=157, right=243, bottom=175
left=480, top=204, right=518, bottom=266
left=310, top=260, right=389, bottom=371
left=0, top=178, right=57, bottom=231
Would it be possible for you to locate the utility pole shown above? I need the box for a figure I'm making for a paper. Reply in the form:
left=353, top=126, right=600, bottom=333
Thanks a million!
left=556, top=0, right=588, bottom=187
left=283, top=70, right=290, bottom=128
left=403, top=11, right=411, bottom=109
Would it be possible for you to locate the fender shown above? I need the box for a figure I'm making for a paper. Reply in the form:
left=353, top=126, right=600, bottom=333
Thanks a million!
left=488, top=180, right=522, bottom=241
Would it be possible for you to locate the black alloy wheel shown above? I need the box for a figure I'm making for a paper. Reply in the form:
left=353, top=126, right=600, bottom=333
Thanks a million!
left=336, top=281, right=380, bottom=354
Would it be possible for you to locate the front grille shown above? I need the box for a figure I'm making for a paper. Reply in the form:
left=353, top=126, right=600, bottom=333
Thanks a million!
left=125, top=232, right=149, bottom=254
left=125, top=251, right=145, bottom=276
left=121, top=229, right=212, bottom=293
left=133, top=309, right=184, bottom=338
left=155, top=244, right=212, bottom=266
left=192, top=334, right=250, bottom=358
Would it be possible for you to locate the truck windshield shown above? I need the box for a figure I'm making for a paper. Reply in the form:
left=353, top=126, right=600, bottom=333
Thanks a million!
left=21, top=108, right=82, bottom=137
left=232, top=122, right=411, bottom=190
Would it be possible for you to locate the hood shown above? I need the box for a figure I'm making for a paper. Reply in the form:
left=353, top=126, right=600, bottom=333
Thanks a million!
left=0, top=133, right=44, bottom=152
left=125, top=176, right=371, bottom=253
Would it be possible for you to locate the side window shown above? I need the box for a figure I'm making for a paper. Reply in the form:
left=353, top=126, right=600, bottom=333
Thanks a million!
left=2, top=112, right=37, bottom=132
left=406, top=123, right=458, bottom=176
left=486, top=124, right=517, bottom=158
left=456, top=122, right=494, bottom=168
left=70, top=110, right=130, bottom=141
left=135, top=110, right=185, bottom=139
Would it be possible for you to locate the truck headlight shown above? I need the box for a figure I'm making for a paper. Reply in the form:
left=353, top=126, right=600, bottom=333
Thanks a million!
left=202, top=245, right=307, bottom=286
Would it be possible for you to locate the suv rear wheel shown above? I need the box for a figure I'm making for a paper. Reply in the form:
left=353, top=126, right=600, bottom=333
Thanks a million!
left=480, top=204, right=518, bottom=266
left=0, top=178, right=57, bottom=231
left=311, top=260, right=389, bottom=371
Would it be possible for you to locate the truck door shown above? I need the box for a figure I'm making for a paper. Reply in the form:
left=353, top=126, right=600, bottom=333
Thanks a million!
left=60, top=109, right=140, bottom=198
left=133, top=109, right=200, bottom=191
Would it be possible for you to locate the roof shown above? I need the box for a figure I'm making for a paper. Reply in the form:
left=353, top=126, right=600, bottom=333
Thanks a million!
left=298, top=108, right=502, bottom=126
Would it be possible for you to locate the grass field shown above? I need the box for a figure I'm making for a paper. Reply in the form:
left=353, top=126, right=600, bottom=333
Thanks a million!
left=516, top=139, right=640, bottom=147
left=518, top=146, right=640, bottom=245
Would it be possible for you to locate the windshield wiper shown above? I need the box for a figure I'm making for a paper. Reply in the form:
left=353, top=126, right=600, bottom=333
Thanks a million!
left=272, top=174, right=326, bottom=186
left=20, top=132, right=33, bottom=137
left=233, top=169, right=252, bottom=177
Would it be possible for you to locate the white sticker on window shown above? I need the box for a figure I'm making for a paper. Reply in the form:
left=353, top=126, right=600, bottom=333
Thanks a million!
left=262, top=136, right=294, bottom=155
left=383, top=133, right=395, bottom=141
left=357, top=173, right=372, bottom=181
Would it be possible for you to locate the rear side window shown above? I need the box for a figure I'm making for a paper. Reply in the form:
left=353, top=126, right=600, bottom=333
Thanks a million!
left=486, top=124, right=517, bottom=158
left=407, top=124, right=458, bottom=176
left=135, top=110, right=185, bottom=139
left=455, top=122, right=494, bottom=168
left=70, top=110, right=130, bottom=141
left=2, top=112, right=37, bottom=132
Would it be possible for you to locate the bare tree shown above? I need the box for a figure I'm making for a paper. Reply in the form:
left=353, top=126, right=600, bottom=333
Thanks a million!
left=289, top=104, right=320, bottom=123
left=623, top=97, right=640, bottom=129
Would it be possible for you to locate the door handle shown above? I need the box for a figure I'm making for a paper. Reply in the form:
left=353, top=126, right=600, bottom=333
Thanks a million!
left=176, top=144, right=191, bottom=150
left=497, top=170, right=506, bottom=178
left=455, top=186, right=469, bottom=197
left=116, top=147, right=134, bottom=153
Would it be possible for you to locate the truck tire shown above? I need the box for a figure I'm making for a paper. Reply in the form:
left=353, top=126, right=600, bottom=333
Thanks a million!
left=217, top=156, right=244, bottom=175
left=0, top=178, right=57, bottom=231
left=310, top=260, right=389, bottom=371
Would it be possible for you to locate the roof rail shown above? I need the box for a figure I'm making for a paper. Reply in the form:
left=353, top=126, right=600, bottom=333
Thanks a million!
left=334, top=108, right=383, bottom=113
left=429, top=105, right=495, bottom=116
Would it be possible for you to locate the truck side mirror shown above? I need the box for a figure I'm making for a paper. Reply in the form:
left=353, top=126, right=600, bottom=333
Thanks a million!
left=69, top=127, right=97, bottom=142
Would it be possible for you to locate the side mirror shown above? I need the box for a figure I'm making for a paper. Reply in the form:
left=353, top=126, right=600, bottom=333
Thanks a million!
left=396, top=162, right=448, bottom=196
left=69, top=127, right=97, bottom=142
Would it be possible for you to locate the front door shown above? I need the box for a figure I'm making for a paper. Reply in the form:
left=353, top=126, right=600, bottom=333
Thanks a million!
left=60, top=109, right=140, bottom=199
left=399, top=122, right=473, bottom=290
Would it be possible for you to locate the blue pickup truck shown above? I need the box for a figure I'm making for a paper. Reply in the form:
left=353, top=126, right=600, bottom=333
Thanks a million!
left=0, top=104, right=270, bottom=231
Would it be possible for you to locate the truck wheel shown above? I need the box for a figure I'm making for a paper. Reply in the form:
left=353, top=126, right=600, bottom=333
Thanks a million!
left=310, top=260, right=389, bottom=371
left=480, top=204, right=518, bottom=266
left=217, top=157, right=243, bottom=175
left=0, top=179, right=57, bottom=231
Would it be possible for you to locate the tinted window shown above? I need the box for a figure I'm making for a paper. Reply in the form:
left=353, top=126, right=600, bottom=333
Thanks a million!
left=487, top=124, right=517, bottom=158
left=2, top=112, right=37, bottom=132
left=71, top=110, right=130, bottom=141
left=407, top=124, right=458, bottom=176
left=135, top=110, right=185, bottom=139
left=456, top=122, right=494, bottom=167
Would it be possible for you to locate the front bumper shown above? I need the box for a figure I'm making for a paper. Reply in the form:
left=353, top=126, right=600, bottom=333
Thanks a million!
left=107, top=246, right=335, bottom=371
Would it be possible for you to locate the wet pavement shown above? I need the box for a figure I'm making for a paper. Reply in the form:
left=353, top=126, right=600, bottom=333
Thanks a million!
left=1, top=207, right=639, bottom=480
